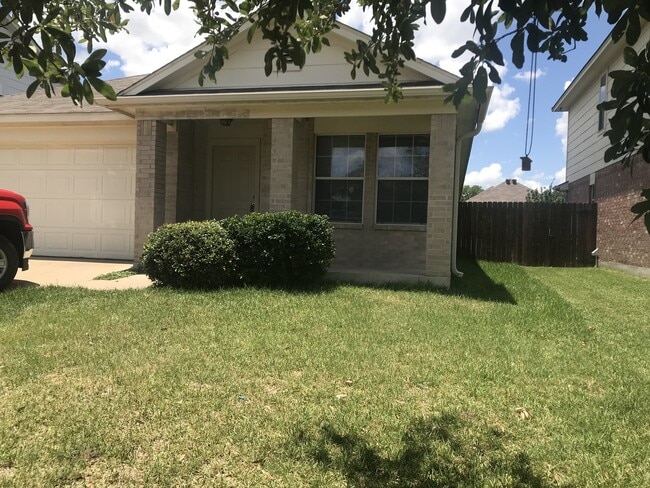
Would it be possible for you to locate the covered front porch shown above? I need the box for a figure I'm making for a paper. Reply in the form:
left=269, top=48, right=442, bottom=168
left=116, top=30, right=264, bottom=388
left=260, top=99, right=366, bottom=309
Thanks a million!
left=132, top=112, right=458, bottom=286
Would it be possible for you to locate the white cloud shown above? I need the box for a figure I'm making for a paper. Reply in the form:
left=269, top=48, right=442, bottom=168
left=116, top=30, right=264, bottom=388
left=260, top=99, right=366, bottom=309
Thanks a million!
left=483, top=84, right=520, bottom=132
left=106, top=60, right=122, bottom=69
left=554, top=167, right=566, bottom=183
left=513, top=68, right=546, bottom=81
left=555, top=112, right=568, bottom=155
left=465, top=163, right=503, bottom=188
left=339, top=3, right=375, bottom=33
left=95, top=4, right=200, bottom=77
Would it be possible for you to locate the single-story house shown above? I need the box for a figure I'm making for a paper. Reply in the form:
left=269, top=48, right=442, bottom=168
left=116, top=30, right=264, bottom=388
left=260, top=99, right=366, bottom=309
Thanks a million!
left=0, top=22, right=489, bottom=286
left=467, top=179, right=531, bottom=202
left=553, top=21, right=650, bottom=272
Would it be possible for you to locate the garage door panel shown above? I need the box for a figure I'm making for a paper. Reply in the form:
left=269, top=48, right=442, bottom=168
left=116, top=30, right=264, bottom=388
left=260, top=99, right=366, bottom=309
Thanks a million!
left=19, top=148, right=45, bottom=165
left=47, top=148, right=74, bottom=165
left=46, top=174, right=73, bottom=194
left=102, top=174, right=132, bottom=196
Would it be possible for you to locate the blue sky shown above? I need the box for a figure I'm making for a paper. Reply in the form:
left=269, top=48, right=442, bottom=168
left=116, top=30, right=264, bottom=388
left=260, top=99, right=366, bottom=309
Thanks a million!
left=97, top=3, right=613, bottom=190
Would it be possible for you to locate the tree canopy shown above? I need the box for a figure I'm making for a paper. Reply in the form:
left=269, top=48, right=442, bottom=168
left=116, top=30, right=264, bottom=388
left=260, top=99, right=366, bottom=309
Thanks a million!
left=1, top=1, right=649, bottom=225
left=526, top=186, right=567, bottom=203
left=461, top=185, right=484, bottom=202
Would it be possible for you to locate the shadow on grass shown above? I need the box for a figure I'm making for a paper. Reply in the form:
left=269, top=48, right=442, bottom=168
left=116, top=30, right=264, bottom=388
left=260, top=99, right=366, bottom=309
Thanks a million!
left=289, top=413, right=552, bottom=487
left=146, top=259, right=516, bottom=304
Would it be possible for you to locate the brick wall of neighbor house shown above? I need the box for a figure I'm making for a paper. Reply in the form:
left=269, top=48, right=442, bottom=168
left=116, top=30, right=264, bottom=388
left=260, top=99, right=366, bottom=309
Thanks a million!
left=135, top=120, right=167, bottom=258
left=594, top=159, right=650, bottom=268
left=259, top=120, right=272, bottom=212
left=567, top=174, right=590, bottom=203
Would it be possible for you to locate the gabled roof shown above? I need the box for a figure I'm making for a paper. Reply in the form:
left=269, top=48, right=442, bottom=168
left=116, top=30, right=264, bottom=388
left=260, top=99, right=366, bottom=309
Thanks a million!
left=120, top=21, right=459, bottom=97
left=467, top=179, right=531, bottom=202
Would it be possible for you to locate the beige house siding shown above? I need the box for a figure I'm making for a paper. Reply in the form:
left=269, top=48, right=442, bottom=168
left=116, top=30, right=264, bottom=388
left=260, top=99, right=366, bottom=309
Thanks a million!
left=565, top=26, right=650, bottom=183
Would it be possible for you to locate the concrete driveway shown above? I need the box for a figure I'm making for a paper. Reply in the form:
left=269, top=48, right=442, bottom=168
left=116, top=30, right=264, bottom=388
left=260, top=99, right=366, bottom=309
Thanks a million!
left=10, top=258, right=152, bottom=290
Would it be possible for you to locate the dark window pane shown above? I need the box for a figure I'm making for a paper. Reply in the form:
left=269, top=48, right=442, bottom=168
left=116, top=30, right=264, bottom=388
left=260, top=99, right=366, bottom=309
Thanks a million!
left=377, top=202, right=393, bottom=223
left=377, top=157, right=394, bottom=177
left=330, top=201, right=347, bottom=221
left=316, top=136, right=331, bottom=157
left=411, top=202, right=427, bottom=224
left=348, top=181, right=364, bottom=201
left=396, top=135, right=412, bottom=150
left=413, top=135, right=429, bottom=150
left=332, top=135, right=348, bottom=148
left=314, top=200, right=330, bottom=217
left=394, top=181, right=412, bottom=201
left=331, top=180, right=347, bottom=201
left=315, top=180, right=331, bottom=200
left=412, top=181, right=428, bottom=201
left=347, top=201, right=362, bottom=222
left=413, top=155, right=429, bottom=177
left=395, top=156, right=413, bottom=177
left=349, top=135, right=365, bottom=148
left=377, top=181, right=394, bottom=202
left=315, top=157, right=331, bottom=177
left=394, top=202, right=411, bottom=223
left=378, top=135, right=395, bottom=148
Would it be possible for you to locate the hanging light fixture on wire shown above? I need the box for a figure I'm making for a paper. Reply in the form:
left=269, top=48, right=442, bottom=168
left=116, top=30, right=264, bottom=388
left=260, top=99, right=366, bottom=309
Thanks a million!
left=521, top=32, right=538, bottom=172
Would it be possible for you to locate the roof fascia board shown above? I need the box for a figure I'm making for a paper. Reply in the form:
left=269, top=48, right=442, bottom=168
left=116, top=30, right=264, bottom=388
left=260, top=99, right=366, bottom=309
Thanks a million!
left=0, top=112, right=134, bottom=125
left=106, top=84, right=449, bottom=109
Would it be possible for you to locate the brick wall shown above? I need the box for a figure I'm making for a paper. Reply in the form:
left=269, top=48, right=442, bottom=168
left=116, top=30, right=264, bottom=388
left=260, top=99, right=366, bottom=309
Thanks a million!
left=567, top=174, right=590, bottom=203
left=425, top=113, right=455, bottom=281
left=594, top=159, right=650, bottom=268
left=134, top=120, right=167, bottom=259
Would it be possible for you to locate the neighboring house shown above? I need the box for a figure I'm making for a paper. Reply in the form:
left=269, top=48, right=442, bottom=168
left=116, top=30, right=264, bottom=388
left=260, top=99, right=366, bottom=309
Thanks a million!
left=0, top=26, right=35, bottom=96
left=467, top=179, right=530, bottom=202
left=553, top=22, right=650, bottom=270
left=0, top=22, right=489, bottom=286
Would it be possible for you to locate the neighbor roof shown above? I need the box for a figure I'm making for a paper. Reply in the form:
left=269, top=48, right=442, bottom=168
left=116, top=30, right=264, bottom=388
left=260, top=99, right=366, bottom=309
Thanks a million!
left=468, top=179, right=531, bottom=202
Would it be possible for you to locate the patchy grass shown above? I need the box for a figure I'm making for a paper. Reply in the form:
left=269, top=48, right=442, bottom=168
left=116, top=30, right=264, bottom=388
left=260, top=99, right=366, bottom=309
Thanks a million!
left=94, top=267, right=140, bottom=281
left=0, top=261, right=648, bottom=486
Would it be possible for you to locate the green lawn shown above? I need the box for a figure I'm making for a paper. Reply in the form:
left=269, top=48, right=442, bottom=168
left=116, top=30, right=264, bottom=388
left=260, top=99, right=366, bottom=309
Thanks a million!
left=0, top=261, right=648, bottom=487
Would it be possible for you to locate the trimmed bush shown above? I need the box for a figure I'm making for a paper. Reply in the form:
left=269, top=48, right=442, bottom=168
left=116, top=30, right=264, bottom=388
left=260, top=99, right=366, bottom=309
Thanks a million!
left=141, top=220, right=237, bottom=289
left=220, top=211, right=335, bottom=286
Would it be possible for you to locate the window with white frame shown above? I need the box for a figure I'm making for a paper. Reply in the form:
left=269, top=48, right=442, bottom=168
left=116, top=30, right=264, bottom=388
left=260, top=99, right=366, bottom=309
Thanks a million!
left=598, top=74, right=607, bottom=131
left=314, top=135, right=365, bottom=223
left=376, top=134, right=429, bottom=224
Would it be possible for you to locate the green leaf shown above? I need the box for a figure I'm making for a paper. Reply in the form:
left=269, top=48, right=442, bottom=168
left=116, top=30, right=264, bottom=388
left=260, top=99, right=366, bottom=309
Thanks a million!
left=511, top=30, right=525, bottom=68
left=26, top=80, right=40, bottom=98
left=82, top=79, right=94, bottom=105
left=430, top=0, right=446, bottom=24
left=87, top=77, right=117, bottom=100
left=473, top=67, right=488, bottom=103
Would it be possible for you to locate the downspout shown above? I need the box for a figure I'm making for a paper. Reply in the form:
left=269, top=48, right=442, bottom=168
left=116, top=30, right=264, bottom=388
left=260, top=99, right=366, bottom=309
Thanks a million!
left=451, top=104, right=484, bottom=278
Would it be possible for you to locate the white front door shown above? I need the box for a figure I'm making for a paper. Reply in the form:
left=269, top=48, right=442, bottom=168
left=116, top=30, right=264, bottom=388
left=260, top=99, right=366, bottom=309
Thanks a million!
left=211, top=144, right=260, bottom=220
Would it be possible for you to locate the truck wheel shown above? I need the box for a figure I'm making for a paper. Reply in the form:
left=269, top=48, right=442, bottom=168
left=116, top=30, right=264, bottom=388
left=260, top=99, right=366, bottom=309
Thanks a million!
left=0, top=235, right=19, bottom=291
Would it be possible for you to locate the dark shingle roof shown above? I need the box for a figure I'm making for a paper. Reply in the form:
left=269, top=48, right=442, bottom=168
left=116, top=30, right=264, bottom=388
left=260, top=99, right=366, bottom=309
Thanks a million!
left=468, top=179, right=531, bottom=202
left=0, top=75, right=145, bottom=115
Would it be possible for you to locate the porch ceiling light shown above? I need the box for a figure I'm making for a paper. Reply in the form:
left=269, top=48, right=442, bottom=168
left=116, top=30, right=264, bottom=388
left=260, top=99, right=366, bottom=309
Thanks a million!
left=220, top=118, right=233, bottom=127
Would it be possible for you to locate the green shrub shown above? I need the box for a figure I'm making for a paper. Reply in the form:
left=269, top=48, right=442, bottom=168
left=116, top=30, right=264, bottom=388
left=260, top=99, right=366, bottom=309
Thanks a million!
left=141, top=220, right=237, bottom=289
left=220, top=211, right=335, bottom=286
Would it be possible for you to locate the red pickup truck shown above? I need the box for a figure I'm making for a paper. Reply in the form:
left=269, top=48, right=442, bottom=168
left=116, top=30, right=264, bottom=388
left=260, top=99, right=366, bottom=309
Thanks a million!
left=0, top=189, right=34, bottom=290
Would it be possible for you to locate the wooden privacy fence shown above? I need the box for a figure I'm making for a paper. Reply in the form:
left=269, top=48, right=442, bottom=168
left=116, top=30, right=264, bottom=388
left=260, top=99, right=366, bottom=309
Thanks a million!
left=458, top=202, right=597, bottom=267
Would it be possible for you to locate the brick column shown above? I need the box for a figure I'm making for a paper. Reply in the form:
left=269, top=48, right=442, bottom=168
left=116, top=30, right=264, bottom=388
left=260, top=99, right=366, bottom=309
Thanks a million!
left=269, top=118, right=294, bottom=211
left=426, top=113, right=456, bottom=283
left=134, top=120, right=167, bottom=260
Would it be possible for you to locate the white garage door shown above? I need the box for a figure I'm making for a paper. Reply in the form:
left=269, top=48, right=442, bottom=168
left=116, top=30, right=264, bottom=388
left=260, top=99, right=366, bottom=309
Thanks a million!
left=0, top=124, right=136, bottom=260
